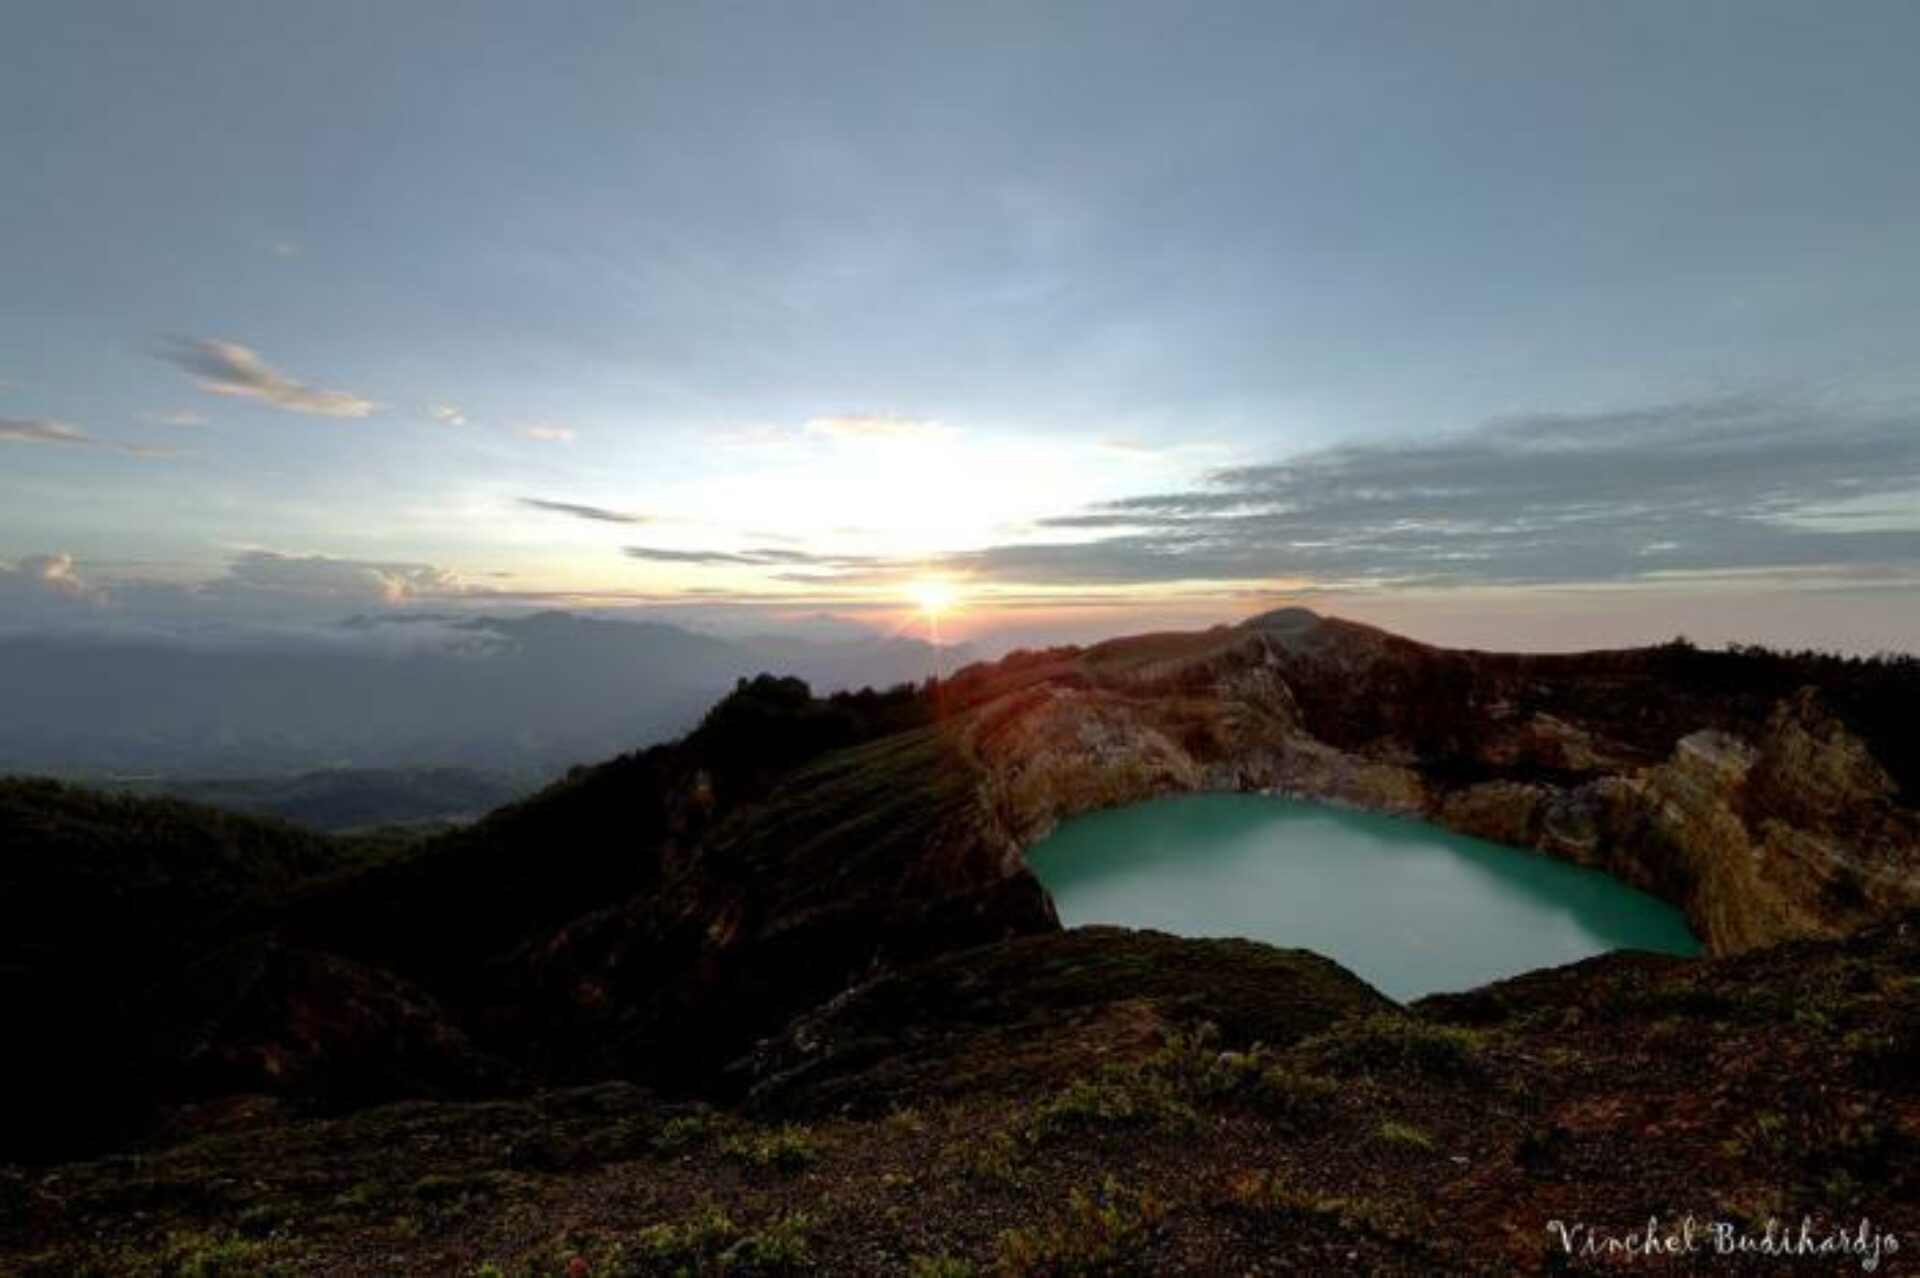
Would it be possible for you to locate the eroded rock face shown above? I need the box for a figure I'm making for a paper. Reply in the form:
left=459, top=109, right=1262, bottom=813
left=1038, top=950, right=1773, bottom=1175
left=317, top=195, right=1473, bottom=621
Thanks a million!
left=946, top=612, right=1920, bottom=956
left=460, top=611, right=1916, bottom=1114
left=482, top=612, right=1918, bottom=1105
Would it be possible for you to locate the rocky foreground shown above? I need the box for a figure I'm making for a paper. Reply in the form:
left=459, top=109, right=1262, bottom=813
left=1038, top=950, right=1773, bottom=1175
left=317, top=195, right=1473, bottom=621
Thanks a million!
left=2, top=610, right=1917, bottom=1274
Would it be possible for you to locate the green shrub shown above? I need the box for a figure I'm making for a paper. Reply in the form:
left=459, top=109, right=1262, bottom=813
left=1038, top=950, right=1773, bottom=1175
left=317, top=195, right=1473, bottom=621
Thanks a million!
left=1120, top=1025, right=1343, bottom=1118
left=906, top=1254, right=978, bottom=1278
left=1250, top=1064, right=1341, bottom=1121
left=718, top=1123, right=820, bottom=1171
left=1021, top=1074, right=1196, bottom=1144
left=633, top=1201, right=816, bottom=1275
left=151, top=1231, right=295, bottom=1278
left=1373, top=1120, right=1436, bottom=1151
left=635, top=1201, right=740, bottom=1271
left=1299, top=1013, right=1483, bottom=1079
left=653, top=1113, right=719, bottom=1155
left=1222, top=1169, right=1428, bottom=1239
left=996, top=1177, right=1167, bottom=1277
left=964, top=1130, right=1023, bottom=1188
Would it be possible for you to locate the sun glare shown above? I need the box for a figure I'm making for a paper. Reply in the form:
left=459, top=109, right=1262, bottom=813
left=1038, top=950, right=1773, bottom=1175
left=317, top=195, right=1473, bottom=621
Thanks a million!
left=911, top=579, right=958, bottom=616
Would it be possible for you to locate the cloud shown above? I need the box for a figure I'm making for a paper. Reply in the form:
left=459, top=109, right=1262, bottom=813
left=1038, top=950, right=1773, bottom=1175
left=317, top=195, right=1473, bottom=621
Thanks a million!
left=524, top=423, right=574, bottom=440
left=265, top=239, right=302, bottom=260
left=149, top=337, right=376, bottom=417
left=805, top=413, right=947, bottom=442
left=625, top=547, right=765, bottom=566
left=955, top=396, right=1920, bottom=589
left=428, top=404, right=469, bottom=427
left=520, top=497, right=656, bottom=525
left=0, top=547, right=486, bottom=632
left=1, top=417, right=89, bottom=445
left=2, top=416, right=178, bottom=458
left=0, top=552, right=101, bottom=600
left=218, top=549, right=466, bottom=604
left=1093, top=436, right=1222, bottom=461
left=147, top=410, right=209, bottom=428
left=0, top=552, right=107, bottom=626
left=625, top=544, right=896, bottom=569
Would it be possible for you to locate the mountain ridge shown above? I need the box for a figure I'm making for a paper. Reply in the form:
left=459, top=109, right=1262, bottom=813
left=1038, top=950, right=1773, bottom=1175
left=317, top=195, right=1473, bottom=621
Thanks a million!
left=3, top=611, right=1917, bottom=1272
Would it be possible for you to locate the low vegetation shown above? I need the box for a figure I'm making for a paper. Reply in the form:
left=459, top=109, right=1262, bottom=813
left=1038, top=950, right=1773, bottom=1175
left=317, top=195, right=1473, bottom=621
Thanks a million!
left=1298, top=1011, right=1485, bottom=1079
left=994, top=1178, right=1169, bottom=1277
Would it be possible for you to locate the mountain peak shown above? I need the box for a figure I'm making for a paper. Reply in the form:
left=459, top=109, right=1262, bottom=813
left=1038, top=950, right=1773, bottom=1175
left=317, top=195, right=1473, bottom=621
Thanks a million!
left=1240, top=606, right=1323, bottom=633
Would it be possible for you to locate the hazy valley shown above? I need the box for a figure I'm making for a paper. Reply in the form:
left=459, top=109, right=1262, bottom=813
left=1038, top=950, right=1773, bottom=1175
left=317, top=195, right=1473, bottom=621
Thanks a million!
left=0, top=611, right=964, bottom=781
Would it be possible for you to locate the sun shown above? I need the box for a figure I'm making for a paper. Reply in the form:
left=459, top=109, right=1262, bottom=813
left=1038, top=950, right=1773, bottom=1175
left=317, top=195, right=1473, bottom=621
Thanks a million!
left=910, top=579, right=958, bottom=616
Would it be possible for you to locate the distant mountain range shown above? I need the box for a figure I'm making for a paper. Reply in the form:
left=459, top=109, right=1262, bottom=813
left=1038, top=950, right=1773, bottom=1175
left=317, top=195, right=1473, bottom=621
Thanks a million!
left=0, top=610, right=965, bottom=777
left=99, top=766, right=529, bottom=833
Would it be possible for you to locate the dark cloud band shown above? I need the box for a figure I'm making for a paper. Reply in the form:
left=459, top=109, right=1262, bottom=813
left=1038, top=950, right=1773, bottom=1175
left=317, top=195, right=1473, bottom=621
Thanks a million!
left=971, top=397, right=1920, bottom=589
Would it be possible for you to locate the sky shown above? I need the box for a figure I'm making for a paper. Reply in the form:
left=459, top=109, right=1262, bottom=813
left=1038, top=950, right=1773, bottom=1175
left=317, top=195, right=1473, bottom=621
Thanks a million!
left=3, top=0, right=1918, bottom=653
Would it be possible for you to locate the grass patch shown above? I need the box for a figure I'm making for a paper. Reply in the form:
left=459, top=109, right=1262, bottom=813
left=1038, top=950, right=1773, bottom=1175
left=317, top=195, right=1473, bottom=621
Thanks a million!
left=1222, top=1169, right=1429, bottom=1240
left=718, top=1124, right=821, bottom=1172
left=88, top=1230, right=299, bottom=1278
left=1136, top=1027, right=1341, bottom=1121
left=633, top=1201, right=816, bottom=1275
left=963, top=1130, right=1023, bottom=1188
left=1299, top=1013, right=1484, bottom=1080
left=1373, top=1120, right=1436, bottom=1152
left=653, top=1112, right=721, bottom=1155
left=1020, top=1075, right=1197, bottom=1144
left=995, top=1177, right=1168, bottom=1277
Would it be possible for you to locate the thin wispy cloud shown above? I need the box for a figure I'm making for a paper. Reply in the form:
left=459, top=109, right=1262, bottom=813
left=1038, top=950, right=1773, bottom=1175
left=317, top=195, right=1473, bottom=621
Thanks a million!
left=524, top=423, right=574, bottom=441
left=428, top=404, right=469, bottom=427
left=520, top=497, right=656, bottom=525
left=1, top=417, right=89, bottom=446
left=806, top=414, right=948, bottom=442
left=625, top=544, right=898, bottom=569
left=149, top=337, right=376, bottom=418
left=711, top=423, right=796, bottom=448
left=146, top=410, right=208, bottom=428
left=1095, top=436, right=1223, bottom=461
left=962, top=397, right=1920, bottom=589
left=2, top=416, right=176, bottom=458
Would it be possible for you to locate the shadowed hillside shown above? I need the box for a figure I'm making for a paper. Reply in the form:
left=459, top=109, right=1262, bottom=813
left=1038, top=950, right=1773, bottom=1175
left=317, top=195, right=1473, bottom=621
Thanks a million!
left=2, top=614, right=1916, bottom=1273
left=101, top=767, right=531, bottom=833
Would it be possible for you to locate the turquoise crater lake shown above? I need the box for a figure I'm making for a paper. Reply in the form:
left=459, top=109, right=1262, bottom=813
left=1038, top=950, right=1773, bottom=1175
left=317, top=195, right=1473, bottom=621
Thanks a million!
left=1025, top=792, right=1700, bottom=1000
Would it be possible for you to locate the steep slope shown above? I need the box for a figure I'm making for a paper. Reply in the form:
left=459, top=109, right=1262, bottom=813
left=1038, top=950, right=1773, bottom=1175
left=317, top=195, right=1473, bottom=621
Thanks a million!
left=0, top=780, right=386, bottom=1158
left=0, top=676, right=951, bottom=1159
left=940, top=609, right=1920, bottom=953
left=3, top=610, right=1915, bottom=1196
left=368, top=609, right=1920, bottom=1116
left=4, top=915, right=1914, bottom=1276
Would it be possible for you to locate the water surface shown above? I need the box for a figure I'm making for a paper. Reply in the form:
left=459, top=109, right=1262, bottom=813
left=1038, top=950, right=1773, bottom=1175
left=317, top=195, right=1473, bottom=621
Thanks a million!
left=1025, top=792, right=1699, bottom=1000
